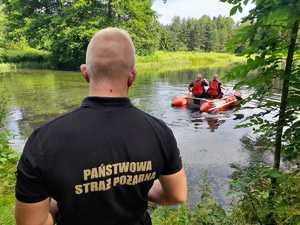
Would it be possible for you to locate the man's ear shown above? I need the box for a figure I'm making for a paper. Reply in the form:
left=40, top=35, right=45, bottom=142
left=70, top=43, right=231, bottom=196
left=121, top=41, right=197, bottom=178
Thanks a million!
left=80, top=64, right=90, bottom=83
left=127, top=67, right=136, bottom=87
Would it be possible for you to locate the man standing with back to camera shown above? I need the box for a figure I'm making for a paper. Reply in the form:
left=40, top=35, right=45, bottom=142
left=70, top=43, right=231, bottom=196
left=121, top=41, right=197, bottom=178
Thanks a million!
left=15, top=28, right=187, bottom=225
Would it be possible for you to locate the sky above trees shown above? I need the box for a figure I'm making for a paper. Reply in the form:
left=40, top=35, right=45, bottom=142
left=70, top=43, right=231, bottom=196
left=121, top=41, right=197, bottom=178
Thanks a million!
left=152, top=0, right=255, bottom=24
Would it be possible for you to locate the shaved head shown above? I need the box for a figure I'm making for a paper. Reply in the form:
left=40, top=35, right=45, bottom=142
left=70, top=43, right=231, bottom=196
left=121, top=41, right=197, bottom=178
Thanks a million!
left=86, top=28, right=136, bottom=81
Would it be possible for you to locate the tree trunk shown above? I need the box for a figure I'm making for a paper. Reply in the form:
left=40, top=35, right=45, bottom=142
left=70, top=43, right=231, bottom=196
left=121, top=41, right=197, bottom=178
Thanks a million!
left=57, top=0, right=63, bottom=10
left=266, top=19, right=299, bottom=225
left=108, top=0, right=113, bottom=20
left=56, top=0, right=63, bottom=15
left=273, top=19, right=299, bottom=170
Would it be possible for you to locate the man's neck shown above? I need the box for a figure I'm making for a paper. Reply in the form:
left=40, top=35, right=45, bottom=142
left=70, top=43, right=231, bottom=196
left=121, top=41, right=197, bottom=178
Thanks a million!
left=88, top=81, right=129, bottom=98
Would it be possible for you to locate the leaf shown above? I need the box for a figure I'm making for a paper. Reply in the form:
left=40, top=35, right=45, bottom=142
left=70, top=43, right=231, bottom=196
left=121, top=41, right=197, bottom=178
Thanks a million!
left=243, top=0, right=250, bottom=5
left=265, top=169, right=282, bottom=179
left=238, top=5, right=243, bottom=13
left=0, top=158, right=7, bottom=163
left=230, top=6, right=239, bottom=16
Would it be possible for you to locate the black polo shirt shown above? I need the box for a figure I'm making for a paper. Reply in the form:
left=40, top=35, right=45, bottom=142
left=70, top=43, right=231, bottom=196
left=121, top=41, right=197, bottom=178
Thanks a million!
left=16, top=97, right=182, bottom=225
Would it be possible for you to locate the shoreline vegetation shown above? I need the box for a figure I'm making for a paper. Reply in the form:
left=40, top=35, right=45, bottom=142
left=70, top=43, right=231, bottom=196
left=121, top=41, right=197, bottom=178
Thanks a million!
left=0, top=50, right=243, bottom=74
left=137, top=51, right=243, bottom=75
left=0, top=96, right=19, bottom=225
left=0, top=48, right=52, bottom=73
left=0, top=140, right=17, bottom=225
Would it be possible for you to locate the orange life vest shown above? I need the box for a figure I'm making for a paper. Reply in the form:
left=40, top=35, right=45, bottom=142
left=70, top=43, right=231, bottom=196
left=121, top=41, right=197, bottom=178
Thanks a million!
left=207, top=80, right=220, bottom=97
left=192, top=81, right=204, bottom=96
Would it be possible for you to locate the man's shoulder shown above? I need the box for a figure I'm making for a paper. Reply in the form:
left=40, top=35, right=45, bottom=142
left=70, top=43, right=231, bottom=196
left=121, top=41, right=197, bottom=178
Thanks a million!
left=21, top=107, right=84, bottom=156
left=34, top=107, right=84, bottom=137
left=33, top=105, right=172, bottom=140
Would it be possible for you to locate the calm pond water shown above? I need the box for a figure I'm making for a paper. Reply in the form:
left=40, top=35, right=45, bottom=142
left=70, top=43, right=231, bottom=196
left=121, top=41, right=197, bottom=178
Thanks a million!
left=1, top=68, right=261, bottom=207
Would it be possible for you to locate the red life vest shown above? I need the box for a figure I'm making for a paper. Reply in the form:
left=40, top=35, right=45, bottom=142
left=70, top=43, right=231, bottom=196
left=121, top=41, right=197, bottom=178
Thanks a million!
left=207, top=80, right=220, bottom=97
left=192, top=81, right=204, bottom=96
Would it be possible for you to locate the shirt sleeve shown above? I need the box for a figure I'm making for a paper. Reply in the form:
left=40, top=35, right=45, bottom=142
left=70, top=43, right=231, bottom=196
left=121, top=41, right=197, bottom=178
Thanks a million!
left=15, top=130, right=49, bottom=203
left=160, top=126, right=183, bottom=176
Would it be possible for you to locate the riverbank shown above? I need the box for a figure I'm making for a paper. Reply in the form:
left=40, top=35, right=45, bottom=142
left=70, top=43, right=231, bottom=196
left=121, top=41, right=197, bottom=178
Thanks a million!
left=0, top=95, right=18, bottom=225
left=136, top=51, right=243, bottom=75
left=0, top=50, right=243, bottom=74
left=0, top=48, right=52, bottom=73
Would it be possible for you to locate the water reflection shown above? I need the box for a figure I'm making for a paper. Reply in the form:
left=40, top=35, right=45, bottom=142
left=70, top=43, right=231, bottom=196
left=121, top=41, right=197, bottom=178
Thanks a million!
left=190, top=112, right=226, bottom=132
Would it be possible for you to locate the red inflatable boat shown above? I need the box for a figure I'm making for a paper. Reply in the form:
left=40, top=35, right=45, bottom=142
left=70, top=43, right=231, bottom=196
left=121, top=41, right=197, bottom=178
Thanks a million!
left=171, top=92, right=241, bottom=113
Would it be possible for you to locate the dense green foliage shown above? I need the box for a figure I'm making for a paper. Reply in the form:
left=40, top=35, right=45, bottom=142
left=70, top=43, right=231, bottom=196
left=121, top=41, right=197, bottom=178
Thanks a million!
left=0, top=1, right=240, bottom=70
left=220, top=0, right=300, bottom=224
left=152, top=165, right=300, bottom=225
left=229, top=164, right=300, bottom=225
left=160, top=16, right=236, bottom=52
left=1, top=0, right=160, bottom=69
left=224, top=0, right=300, bottom=164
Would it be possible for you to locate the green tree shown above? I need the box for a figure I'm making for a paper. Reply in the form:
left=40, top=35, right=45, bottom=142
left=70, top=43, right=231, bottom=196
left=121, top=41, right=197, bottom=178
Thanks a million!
left=2, top=0, right=160, bottom=69
left=223, top=0, right=300, bottom=169
left=221, top=0, right=300, bottom=224
left=160, top=15, right=235, bottom=52
left=200, top=15, right=217, bottom=52
left=168, top=16, right=188, bottom=50
left=115, top=0, right=160, bottom=55
left=158, top=24, right=177, bottom=51
left=186, top=19, right=198, bottom=50
left=214, top=16, right=235, bottom=52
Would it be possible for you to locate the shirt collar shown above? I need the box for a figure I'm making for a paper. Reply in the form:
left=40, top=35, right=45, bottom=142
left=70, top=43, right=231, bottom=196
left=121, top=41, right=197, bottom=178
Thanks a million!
left=81, top=96, right=132, bottom=108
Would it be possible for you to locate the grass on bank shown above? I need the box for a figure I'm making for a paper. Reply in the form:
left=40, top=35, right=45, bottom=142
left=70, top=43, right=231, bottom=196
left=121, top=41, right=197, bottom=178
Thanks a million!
left=0, top=48, right=50, bottom=64
left=0, top=63, right=16, bottom=73
left=137, top=51, right=243, bottom=75
left=0, top=48, right=52, bottom=73
left=0, top=134, right=17, bottom=225
left=151, top=179, right=229, bottom=225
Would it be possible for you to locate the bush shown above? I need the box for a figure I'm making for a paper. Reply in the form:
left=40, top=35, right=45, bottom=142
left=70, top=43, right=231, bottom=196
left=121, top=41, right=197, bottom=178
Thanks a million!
left=229, top=163, right=300, bottom=225
left=0, top=48, right=50, bottom=64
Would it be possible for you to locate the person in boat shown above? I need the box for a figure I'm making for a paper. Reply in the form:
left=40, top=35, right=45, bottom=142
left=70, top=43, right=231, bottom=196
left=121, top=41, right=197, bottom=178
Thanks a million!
left=207, top=74, right=223, bottom=99
left=15, top=28, right=187, bottom=225
left=188, top=74, right=208, bottom=104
